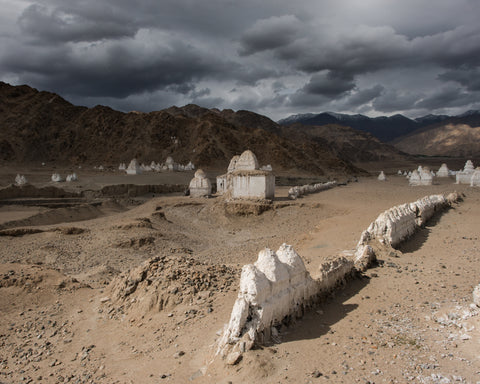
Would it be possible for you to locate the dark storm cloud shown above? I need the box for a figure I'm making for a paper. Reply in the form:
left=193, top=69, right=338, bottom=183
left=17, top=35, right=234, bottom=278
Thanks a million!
left=301, top=71, right=355, bottom=97
left=18, top=3, right=137, bottom=43
left=438, top=67, right=480, bottom=92
left=343, top=85, right=385, bottom=109
left=372, top=89, right=422, bottom=113
left=1, top=0, right=480, bottom=119
left=238, top=15, right=301, bottom=55
left=414, top=85, right=478, bottom=110
left=2, top=35, right=231, bottom=98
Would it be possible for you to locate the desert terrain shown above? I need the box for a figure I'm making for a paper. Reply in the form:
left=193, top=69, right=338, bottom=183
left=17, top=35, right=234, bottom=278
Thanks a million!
left=0, top=165, right=479, bottom=384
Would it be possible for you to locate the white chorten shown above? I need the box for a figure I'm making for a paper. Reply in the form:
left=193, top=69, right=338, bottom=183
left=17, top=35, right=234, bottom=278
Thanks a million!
left=437, top=163, right=449, bottom=177
left=456, top=160, right=475, bottom=184
left=378, top=171, right=386, bottom=181
left=126, top=159, right=142, bottom=175
left=51, top=173, right=63, bottom=182
left=15, top=174, right=27, bottom=186
left=66, top=173, right=77, bottom=182
left=189, top=169, right=212, bottom=197
left=470, top=168, right=480, bottom=187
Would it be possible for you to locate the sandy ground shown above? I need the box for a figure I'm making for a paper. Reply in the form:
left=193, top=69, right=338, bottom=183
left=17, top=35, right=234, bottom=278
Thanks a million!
left=0, top=168, right=479, bottom=384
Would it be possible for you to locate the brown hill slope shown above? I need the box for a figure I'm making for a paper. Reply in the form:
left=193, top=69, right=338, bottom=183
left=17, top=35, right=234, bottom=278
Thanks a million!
left=280, top=123, right=410, bottom=163
left=0, top=82, right=362, bottom=176
left=392, top=123, right=480, bottom=157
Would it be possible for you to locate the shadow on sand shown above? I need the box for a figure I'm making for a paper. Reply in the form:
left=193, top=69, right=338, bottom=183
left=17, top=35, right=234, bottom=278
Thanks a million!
left=277, top=275, right=371, bottom=344
left=397, top=210, right=446, bottom=254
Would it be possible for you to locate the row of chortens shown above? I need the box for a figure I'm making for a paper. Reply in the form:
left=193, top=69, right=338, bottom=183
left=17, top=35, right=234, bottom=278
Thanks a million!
left=379, top=160, right=480, bottom=187
left=120, top=157, right=195, bottom=174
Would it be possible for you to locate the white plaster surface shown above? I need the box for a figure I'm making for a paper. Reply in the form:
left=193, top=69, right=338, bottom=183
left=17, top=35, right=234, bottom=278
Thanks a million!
left=288, top=181, right=336, bottom=200
left=235, top=150, right=259, bottom=171
left=66, top=173, right=77, bottom=182
left=470, top=169, right=480, bottom=187
left=126, top=159, right=142, bottom=175
left=456, top=160, right=475, bottom=184
left=231, top=173, right=274, bottom=200
left=189, top=169, right=212, bottom=197
left=473, top=284, right=480, bottom=307
left=437, top=163, right=449, bottom=177
left=51, top=173, right=63, bottom=182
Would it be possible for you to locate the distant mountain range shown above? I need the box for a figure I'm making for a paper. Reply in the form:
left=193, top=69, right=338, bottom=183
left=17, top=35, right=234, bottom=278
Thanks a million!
left=279, top=110, right=480, bottom=143
left=0, top=82, right=367, bottom=176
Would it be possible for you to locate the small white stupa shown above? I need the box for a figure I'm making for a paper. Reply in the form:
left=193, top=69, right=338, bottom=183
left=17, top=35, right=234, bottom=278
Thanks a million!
left=118, top=163, right=126, bottom=171
left=189, top=169, right=212, bottom=197
left=420, top=168, right=433, bottom=185
left=437, top=163, right=449, bottom=177
left=66, top=173, right=78, bottom=182
left=15, top=174, right=28, bottom=186
left=377, top=171, right=386, bottom=181
left=456, top=160, right=475, bottom=184
left=51, top=173, right=63, bottom=182
left=409, top=166, right=433, bottom=186
left=126, top=159, right=142, bottom=175
left=409, top=170, right=421, bottom=185
left=470, top=168, right=480, bottom=187
left=165, top=156, right=176, bottom=171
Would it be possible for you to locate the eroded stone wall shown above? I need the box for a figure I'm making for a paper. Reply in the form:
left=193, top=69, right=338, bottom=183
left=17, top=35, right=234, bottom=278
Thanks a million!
left=288, top=181, right=336, bottom=200
left=217, top=193, right=461, bottom=361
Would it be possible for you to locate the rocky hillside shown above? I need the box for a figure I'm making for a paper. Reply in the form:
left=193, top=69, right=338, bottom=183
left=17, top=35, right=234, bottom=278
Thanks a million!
left=279, top=112, right=420, bottom=142
left=392, top=122, right=480, bottom=157
left=279, top=110, right=480, bottom=144
left=280, top=123, right=409, bottom=163
left=0, top=82, right=363, bottom=176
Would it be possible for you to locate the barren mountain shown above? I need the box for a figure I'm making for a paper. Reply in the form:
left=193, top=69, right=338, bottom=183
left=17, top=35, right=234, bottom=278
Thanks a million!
left=0, top=82, right=363, bottom=176
left=392, top=122, right=480, bottom=157
left=279, top=123, right=410, bottom=163
left=279, top=111, right=420, bottom=142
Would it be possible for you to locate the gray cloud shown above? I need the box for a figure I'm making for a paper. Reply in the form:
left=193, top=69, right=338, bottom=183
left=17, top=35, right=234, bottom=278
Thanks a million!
left=414, top=85, right=478, bottom=110
left=0, top=0, right=479, bottom=120
left=18, top=3, right=137, bottom=43
left=438, top=66, right=480, bottom=91
left=239, top=15, right=301, bottom=55
left=343, top=85, right=385, bottom=109
left=301, top=71, right=356, bottom=97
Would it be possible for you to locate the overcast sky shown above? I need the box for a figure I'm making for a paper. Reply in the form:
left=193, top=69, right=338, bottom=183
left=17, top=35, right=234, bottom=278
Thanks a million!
left=1, top=0, right=479, bottom=121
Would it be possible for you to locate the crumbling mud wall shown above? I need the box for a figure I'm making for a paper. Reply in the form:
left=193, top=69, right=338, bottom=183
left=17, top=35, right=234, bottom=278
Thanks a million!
left=288, top=181, right=336, bottom=200
left=356, top=193, right=459, bottom=249
left=0, top=184, right=81, bottom=200
left=217, top=193, right=461, bottom=361
left=96, top=183, right=186, bottom=197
